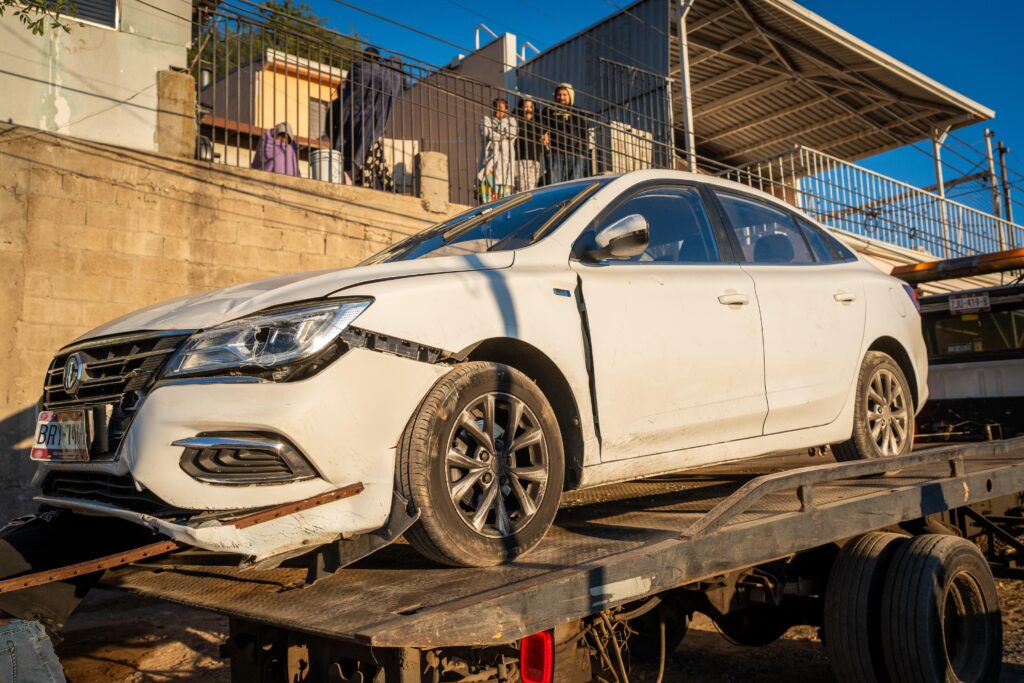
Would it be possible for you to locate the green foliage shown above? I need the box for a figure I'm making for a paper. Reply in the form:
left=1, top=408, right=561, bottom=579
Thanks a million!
left=1, top=0, right=78, bottom=35
left=190, top=0, right=362, bottom=81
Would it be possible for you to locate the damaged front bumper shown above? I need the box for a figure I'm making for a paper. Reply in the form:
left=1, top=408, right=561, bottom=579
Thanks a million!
left=33, top=347, right=450, bottom=560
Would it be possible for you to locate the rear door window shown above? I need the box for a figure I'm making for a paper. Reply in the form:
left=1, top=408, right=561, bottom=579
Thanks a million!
left=797, top=217, right=856, bottom=262
left=715, top=192, right=814, bottom=264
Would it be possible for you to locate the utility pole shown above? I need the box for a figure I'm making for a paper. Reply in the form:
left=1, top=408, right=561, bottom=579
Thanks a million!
left=932, top=128, right=950, bottom=257
left=984, top=130, right=1005, bottom=250
left=998, top=142, right=1016, bottom=239
left=984, top=130, right=1002, bottom=219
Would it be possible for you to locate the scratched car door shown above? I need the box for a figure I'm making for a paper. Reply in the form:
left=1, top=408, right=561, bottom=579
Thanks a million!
left=571, top=184, right=768, bottom=462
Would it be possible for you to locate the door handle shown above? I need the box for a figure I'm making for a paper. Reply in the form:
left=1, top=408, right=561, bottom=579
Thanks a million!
left=833, top=290, right=857, bottom=303
left=718, top=293, right=749, bottom=306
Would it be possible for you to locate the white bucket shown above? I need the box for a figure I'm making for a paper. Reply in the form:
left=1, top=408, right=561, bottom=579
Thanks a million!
left=310, top=148, right=344, bottom=184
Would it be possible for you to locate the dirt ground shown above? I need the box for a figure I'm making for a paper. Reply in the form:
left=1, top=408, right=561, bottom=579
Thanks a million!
left=57, top=580, right=1024, bottom=682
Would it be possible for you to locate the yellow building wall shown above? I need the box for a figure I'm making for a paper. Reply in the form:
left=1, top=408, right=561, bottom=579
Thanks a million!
left=257, top=68, right=339, bottom=141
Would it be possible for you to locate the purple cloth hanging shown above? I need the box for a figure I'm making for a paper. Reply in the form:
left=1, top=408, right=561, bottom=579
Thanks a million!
left=252, top=123, right=299, bottom=177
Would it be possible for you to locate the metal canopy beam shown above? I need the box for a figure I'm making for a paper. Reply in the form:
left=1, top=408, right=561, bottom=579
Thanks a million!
left=743, top=15, right=964, bottom=117
left=694, top=74, right=791, bottom=117
left=700, top=93, right=836, bottom=143
left=687, top=30, right=761, bottom=67
left=687, top=4, right=736, bottom=32
left=817, top=110, right=937, bottom=153
left=721, top=101, right=891, bottom=160
left=691, top=60, right=771, bottom=95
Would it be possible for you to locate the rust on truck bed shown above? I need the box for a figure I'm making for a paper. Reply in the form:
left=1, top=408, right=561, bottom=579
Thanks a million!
left=101, top=439, right=1024, bottom=649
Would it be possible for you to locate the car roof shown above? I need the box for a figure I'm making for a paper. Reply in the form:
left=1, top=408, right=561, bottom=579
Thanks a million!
left=608, top=169, right=804, bottom=215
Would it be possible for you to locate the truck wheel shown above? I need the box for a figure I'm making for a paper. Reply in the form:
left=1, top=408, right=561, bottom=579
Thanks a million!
left=625, top=604, right=688, bottom=662
left=833, top=352, right=914, bottom=462
left=397, top=362, right=564, bottom=567
left=881, top=535, right=1002, bottom=683
left=823, top=532, right=908, bottom=682
left=712, top=604, right=792, bottom=646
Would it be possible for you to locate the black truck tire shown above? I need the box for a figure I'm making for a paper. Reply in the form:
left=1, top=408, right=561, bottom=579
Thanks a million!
left=881, top=534, right=1002, bottom=683
left=397, top=362, right=564, bottom=567
left=823, top=531, right=908, bottom=682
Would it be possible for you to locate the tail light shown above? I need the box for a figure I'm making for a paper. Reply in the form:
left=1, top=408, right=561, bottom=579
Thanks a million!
left=520, top=630, right=554, bottom=683
left=901, top=283, right=920, bottom=312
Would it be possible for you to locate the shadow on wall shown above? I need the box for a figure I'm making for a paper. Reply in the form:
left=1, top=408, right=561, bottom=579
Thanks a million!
left=0, top=405, right=40, bottom=521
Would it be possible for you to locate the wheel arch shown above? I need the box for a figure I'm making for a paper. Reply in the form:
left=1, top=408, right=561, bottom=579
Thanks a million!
left=867, top=336, right=919, bottom=411
left=461, top=337, right=585, bottom=490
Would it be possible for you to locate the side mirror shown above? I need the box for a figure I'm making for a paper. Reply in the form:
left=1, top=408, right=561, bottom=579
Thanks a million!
left=581, top=214, right=649, bottom=262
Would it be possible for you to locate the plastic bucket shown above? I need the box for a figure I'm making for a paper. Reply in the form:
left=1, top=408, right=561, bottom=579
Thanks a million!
left=311, top=148, right=344, bottom=183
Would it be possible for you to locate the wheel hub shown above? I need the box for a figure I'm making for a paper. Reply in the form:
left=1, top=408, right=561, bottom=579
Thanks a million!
left=444, top=392, right=549, bottom=539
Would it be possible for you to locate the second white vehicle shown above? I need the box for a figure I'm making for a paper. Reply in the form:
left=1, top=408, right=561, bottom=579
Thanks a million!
left=30, top=170, right=928, bottom=567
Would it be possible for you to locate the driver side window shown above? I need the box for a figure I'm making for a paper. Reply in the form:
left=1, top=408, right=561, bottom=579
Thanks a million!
left=596, top=186, right=720, bottom=263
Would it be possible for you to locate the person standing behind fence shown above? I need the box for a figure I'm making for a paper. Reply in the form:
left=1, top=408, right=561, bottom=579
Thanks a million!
left=478, top=98, right=517, bottom=203
left=514, top=98, right=544, bottom=192
left=329, top=46, right=404, bottom=184
left=540, top=83, right=589, bottom=184
left=251, top=122, right=299, bottom=176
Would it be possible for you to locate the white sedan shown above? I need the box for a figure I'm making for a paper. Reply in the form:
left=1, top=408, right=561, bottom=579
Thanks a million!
left=30, top=170, right=927, bottom=567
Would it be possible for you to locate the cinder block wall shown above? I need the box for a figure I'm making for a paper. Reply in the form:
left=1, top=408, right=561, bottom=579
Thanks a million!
left=0, top=125, right=464, bottom=520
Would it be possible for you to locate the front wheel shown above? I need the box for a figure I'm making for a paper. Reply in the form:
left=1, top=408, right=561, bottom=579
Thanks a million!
left=397, top=361, right=564, bottom=567
left=833, top=351, right=914, bottom=462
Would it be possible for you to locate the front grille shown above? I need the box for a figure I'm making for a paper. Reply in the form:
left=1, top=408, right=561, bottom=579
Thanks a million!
left=41, top=472, right=188, bottom=518
left=42, top=331, right=191, bottom=459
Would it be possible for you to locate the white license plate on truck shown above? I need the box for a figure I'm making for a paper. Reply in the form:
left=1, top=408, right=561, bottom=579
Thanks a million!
left=949, top=293, right=990, bottom=314
left=30, top=410, right=89, bottom=461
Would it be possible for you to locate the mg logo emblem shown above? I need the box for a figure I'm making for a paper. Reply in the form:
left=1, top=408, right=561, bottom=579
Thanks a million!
left=63, top=353, right=84, bottom=395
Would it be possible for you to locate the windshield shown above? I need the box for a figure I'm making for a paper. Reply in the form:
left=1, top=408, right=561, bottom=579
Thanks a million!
left=362, top=179, right=608, bottom=264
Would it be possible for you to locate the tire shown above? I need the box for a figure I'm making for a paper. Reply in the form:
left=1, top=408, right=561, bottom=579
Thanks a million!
left=625, top=603, right=689, bottom=662
left=712, top=604, right=792, bottom=647
left=397, top=361, right=564, bottom=567
left=881, top=535, right=1002, bottom=683
left=833, top=351, right=914, bottom=462
left=823, top=532, right=908, bottom=682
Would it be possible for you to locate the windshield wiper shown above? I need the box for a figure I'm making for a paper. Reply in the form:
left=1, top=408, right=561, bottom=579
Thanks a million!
left=531, top=181, right=602, bottom=242
left=442, top=193, right=533, bottom=243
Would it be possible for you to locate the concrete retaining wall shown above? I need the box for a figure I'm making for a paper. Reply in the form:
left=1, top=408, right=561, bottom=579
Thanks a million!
left=0, top=124, right=464, bottom=519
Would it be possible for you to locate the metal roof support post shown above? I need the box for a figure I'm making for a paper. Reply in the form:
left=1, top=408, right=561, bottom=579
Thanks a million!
left=932, top=127, right=951, bottom=257
left=676, top=0, right=697, bottom=172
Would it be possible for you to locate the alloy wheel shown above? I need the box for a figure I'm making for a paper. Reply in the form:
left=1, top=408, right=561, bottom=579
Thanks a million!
left=866, top=367, right=909, bottom=456
left=445, top=392, right=549, bottom=538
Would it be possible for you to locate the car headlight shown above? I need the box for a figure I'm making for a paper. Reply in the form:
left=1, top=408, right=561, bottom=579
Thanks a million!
left=162, top=299, right=372, bottom=379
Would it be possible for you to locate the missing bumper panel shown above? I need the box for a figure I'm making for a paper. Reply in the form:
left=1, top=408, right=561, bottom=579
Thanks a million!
left=342, top=327, right=456, bottom=365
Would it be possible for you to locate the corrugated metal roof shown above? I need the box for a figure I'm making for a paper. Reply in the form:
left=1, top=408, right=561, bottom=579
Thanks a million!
left=522, top=0, right=994, bottom=168
left=674, top=0, right=993, bottom=165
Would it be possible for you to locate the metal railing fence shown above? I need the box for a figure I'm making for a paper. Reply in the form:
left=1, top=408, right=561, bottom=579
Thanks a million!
left=190, top=3, right=677, bottom=206
left=189, top=3, right=1024, bottom=258
left=718, top=146, right=1024, bottom=258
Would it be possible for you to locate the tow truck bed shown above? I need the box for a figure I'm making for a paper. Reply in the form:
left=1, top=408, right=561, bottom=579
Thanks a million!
left=101, top=438, right=1024, bottom=650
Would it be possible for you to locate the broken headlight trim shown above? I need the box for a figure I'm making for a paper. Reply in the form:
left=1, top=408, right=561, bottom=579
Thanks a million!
left=161, top=299, right=372, bottom=379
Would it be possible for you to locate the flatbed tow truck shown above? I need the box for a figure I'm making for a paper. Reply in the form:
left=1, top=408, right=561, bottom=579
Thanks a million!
left=7, top=251, right=1024, bottom=682
left=78, top=437, right=1024, bottom=682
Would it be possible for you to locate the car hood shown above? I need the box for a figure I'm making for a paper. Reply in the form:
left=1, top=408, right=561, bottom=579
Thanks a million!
left=72, top=252, right=514, bottom=344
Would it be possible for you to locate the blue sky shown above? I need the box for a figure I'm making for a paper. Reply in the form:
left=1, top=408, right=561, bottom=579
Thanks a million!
left=309, top=0, right=1024, bottom=195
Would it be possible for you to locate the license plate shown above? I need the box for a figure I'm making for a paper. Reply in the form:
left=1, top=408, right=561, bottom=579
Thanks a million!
left=949, top=292, right=990, bottom=314
left=30, top=410, right=89, bottom=461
